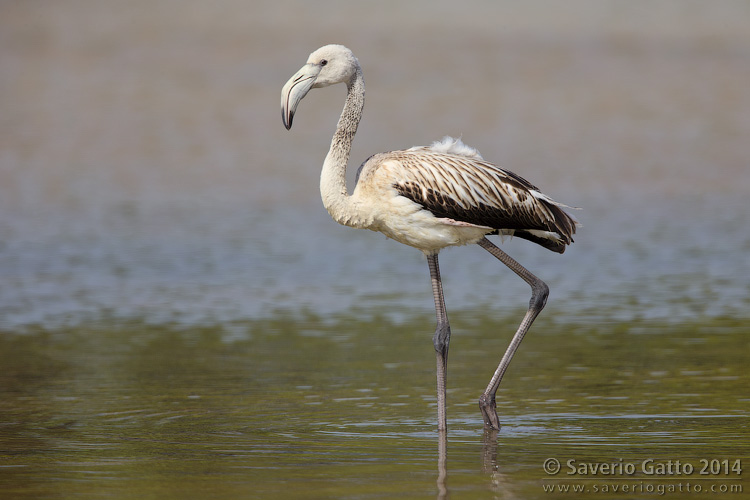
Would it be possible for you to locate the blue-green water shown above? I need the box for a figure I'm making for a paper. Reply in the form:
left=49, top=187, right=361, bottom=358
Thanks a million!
left=2, top=1, right=749, bottom=498
left=1, top=317, right=748, bottom=498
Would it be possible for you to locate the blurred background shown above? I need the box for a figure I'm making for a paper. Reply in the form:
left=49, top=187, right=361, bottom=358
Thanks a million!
left=2, top=0, right=749, bottom=329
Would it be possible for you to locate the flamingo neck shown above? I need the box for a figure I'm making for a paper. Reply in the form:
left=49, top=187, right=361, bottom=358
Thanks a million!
left=320, top=67, right=368, bottom=228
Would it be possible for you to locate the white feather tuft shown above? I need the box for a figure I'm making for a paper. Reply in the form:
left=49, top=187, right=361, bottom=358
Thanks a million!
left=426, top=136, right=484, bottom=160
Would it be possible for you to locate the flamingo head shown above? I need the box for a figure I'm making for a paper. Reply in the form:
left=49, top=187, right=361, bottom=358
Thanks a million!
left=281, top=44, right=360, bottom=130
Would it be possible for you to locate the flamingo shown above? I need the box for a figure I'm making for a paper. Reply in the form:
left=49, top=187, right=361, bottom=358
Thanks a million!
left=281, top=44, right=578, bottom=431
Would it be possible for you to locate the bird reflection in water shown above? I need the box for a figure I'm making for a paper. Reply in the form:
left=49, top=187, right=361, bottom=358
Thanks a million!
left=436, top=429, right=518, bottom=499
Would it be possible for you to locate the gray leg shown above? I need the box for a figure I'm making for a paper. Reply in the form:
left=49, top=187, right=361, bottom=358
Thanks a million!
left=427, top=253, right=451, bottom=432
left=477, top=237, right=549, bottom=430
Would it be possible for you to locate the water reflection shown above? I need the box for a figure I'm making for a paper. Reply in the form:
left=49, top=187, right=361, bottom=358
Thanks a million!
left=4, top=316, right=746, bottom=497
left=437, top=430, right=448, bottom=499
left=481, top=430, right=523, bottom=500
left=438, top=432, right=501, bottom=499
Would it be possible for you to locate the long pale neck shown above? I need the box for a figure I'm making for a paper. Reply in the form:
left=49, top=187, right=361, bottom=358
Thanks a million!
left=320, top=67, right=368, bottom=228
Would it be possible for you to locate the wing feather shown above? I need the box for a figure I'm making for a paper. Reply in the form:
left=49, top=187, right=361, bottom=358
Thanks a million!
left=376, top=149, right=578, bottom=253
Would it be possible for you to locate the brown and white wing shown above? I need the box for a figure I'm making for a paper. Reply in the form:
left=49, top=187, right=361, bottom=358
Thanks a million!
left=372, top=149, right=578, bottom=253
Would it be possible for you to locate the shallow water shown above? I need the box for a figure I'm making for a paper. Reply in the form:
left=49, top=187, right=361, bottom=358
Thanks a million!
left=1, top=317, right=748, bottom=498
left=2, top=1, right=750, bottom=498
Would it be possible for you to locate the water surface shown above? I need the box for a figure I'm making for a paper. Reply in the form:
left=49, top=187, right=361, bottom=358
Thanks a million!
left=1, top=316, right=748, bottom=499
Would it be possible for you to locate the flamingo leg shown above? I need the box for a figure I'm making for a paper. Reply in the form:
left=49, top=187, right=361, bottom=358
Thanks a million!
left=427, top=253, right=451, bottom=432
left=476, top=237, right=549, bottom=430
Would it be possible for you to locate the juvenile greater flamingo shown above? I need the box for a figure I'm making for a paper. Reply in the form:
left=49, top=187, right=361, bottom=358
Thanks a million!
left=281, top=44, right=578, bottom=431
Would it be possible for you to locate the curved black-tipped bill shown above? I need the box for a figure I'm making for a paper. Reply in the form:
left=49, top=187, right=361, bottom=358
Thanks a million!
left=281, top=65, right=319, bottom=130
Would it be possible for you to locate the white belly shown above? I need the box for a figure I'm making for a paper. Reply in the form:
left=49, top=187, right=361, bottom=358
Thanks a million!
left=373, top=195, right=492, bottom=254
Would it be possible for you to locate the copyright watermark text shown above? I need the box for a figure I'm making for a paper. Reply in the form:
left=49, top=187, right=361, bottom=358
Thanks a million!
left=543, top=458, right=742, bottom=477
left=542, top=458, right=743, bottom=495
